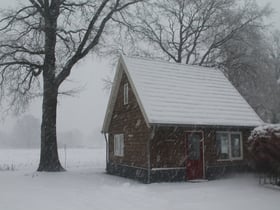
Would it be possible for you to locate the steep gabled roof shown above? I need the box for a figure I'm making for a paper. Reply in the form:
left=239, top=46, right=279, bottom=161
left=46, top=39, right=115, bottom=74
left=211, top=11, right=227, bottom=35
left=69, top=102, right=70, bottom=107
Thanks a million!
left=102, top=55, right=263, bottom=132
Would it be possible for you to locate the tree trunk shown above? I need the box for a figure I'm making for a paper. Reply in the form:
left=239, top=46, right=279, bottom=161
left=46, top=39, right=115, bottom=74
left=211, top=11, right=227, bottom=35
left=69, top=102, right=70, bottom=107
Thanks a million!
left=37, top=80, right=64, bottom=171
left=37, top=3, right=63, bottom=172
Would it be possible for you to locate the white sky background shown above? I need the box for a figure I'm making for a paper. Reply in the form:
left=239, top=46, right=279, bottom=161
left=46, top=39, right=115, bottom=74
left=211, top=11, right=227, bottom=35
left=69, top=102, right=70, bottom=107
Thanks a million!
left=0, top=0, right=280, bottom=140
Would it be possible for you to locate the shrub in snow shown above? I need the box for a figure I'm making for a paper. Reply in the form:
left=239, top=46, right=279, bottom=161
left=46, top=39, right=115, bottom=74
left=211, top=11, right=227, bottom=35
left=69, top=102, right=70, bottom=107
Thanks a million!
left=249, top=124, right=280, bottom=175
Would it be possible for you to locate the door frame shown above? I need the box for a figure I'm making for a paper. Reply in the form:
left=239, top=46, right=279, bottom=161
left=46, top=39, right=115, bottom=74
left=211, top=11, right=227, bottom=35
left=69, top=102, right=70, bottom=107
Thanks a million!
left=185, top=130, right=205, bottom=179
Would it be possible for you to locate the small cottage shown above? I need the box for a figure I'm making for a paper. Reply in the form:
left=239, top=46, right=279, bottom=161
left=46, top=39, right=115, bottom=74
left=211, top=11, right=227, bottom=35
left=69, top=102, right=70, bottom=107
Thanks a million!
left=102, top=55, right=263, bottom=183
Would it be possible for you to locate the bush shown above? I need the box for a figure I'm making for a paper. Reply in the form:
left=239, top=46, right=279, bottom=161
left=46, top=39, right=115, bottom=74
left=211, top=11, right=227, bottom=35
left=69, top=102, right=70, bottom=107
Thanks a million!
left=249, top=124, right=280, bottom=174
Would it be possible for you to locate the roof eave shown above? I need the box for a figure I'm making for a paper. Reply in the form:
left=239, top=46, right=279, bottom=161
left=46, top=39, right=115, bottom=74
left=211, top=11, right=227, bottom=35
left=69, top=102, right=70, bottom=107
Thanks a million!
left=101, top=58, right=123, bottom=133
left=149, top=122, right=262, bottom=129
left=102, top=55, right=151, bottom=133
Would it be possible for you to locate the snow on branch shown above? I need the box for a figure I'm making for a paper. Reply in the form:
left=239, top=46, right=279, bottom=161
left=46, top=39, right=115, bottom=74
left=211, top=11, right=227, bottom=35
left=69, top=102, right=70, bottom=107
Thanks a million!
left=249, top=124, right=280, bottom=141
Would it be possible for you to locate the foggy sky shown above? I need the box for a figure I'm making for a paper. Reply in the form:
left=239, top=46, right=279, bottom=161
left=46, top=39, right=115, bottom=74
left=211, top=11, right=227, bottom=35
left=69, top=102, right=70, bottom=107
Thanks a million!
left=1, top=0, right=280, bottom=141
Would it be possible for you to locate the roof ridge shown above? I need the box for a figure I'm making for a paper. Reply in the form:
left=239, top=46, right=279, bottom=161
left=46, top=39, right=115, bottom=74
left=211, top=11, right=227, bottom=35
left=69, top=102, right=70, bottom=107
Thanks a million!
left=122, top=54, right=216, bottom=71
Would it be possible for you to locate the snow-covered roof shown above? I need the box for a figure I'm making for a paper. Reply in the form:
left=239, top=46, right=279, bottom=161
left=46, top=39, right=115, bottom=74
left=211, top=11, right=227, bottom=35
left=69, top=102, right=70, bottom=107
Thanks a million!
left=102, top=55, right=263, bottom=132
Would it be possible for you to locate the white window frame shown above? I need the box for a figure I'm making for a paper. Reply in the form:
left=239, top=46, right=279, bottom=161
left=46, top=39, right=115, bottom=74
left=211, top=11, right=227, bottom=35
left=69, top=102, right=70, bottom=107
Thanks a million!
left=216, top=131, right=243, bottom=161
left=124, top=83, right=128, bottom=105
left=114, top=134, right=124, bottom=157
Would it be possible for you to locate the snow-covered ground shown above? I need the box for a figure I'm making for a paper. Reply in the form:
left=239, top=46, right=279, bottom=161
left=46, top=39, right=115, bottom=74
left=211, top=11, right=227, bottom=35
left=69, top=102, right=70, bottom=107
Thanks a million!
left=0, top=148, right=279, bottom=210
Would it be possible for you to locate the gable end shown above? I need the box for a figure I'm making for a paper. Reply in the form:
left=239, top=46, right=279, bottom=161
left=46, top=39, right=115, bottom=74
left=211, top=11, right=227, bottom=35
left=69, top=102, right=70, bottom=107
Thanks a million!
left=102, top=57, right=150, bottom=133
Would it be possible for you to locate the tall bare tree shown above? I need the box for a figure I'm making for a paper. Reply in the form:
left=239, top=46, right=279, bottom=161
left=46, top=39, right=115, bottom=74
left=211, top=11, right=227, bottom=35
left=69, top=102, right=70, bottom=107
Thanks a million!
left=0, top=0, right=142, bottom=171
left=115, top=0, right=270, bottom=66
left=114, top=0, right=279, bottom=122
left=220, top=26, right=280, bottom=123
left=269, top=30, right=280, bottom=84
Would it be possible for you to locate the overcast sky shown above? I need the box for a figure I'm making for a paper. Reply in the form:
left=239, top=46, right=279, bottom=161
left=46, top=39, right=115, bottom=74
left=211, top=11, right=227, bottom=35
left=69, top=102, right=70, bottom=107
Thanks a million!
left=1, top=0, right=280, bottom=139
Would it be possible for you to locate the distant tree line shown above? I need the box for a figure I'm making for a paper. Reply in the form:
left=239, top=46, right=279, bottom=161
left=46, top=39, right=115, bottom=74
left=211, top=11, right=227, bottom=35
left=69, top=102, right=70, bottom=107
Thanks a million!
left=0, top=115, right=104, bottom=148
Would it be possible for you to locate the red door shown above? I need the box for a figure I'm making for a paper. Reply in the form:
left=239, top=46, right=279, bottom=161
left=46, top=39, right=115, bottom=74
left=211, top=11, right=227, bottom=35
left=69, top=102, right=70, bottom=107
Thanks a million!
left=186, top=131, right=204, bottom=180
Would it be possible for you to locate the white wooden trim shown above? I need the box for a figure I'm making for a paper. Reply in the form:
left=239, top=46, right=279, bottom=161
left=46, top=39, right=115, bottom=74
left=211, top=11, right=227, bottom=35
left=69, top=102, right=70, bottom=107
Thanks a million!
left=216, top=131, right=243, bottom=161
left=102, top=55, right=151, bottom=133
left=202, top=132, right=205, bottom=179
left=185, top=130, right=205, bottom=179
left=123, top=83, right=128, bottom=105
left=114, top=134, right=124, bottom=157
left=101, top=60, right=124, bottom=133
left=151, top=167, right=185, bottom=171
left=120, top=55, right=151, bottom=128
left=113, top=164, right=148, bottom=171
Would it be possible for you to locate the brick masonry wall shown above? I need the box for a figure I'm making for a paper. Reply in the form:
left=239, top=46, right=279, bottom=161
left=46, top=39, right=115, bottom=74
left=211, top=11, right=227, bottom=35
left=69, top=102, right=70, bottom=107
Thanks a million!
left=151, top=127, right=186, bottom=168
left=151, top=126, right=252, bottom=178
left=108, top=69, right=151, bottom=168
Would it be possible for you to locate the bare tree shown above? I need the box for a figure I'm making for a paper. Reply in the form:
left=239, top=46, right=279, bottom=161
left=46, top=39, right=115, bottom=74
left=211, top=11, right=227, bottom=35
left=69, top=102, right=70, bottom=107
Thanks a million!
left=269, top=30, right=280, bottom=84
left=220, top=26, right=280, bottom=123
left=114, top=0, right=279, bottom=122
left=115, top=0, right=270, bottom=66
left=0, top=0, right=142, bottom=171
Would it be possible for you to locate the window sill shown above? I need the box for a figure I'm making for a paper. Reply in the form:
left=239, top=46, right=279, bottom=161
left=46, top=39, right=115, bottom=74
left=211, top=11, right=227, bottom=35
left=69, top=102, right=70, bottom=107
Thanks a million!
left=217, top=158, right=243, bottom=162
left=114, top=155, right=124, bottom=157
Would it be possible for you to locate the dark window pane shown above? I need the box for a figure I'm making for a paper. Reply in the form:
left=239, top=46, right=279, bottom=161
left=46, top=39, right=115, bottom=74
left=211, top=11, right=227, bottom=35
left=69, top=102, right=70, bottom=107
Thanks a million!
left=231, top=134, right=241, bottom=158
left=216, top=133, right=229, bottom=159
left=188, top=133, right=201, bottom=160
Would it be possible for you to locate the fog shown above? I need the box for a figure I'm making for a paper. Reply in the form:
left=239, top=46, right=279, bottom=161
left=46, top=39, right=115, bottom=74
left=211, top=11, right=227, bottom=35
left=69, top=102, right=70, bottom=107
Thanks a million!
left=0, top=114, right=105, bottom=148
left=0, top=0, right=280, bottom=148
left=0, top=54, right=111, bottom=148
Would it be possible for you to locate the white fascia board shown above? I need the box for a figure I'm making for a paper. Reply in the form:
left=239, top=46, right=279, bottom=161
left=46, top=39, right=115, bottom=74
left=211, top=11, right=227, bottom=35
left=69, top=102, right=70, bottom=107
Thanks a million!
left=120, top=55, right=151, bottom=129
left=101, top=55, right=151, bottom=133
left=101, top=59, right=123, bottom=133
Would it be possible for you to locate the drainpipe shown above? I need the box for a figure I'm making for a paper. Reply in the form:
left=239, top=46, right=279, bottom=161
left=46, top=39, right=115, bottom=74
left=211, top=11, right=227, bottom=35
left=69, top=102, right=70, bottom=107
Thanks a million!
left=147, top=126, right=156, bottom=184
left=103, top=133, right=109, bottom=172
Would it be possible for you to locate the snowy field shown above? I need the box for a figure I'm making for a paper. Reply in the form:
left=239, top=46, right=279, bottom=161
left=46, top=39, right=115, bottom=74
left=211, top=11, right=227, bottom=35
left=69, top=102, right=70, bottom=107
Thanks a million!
left=0, top=148, right=279, bottom=210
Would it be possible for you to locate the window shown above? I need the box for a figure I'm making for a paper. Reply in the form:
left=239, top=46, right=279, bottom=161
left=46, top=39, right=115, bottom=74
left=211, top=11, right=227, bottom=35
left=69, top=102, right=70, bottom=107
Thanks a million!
left=124, top=83, right=128, bottom=105
left=188, top=133, right=201, bottom=160
left=217, top=133, right=229, bottom=159
left=231, top=133, right=242, bottom=158
left=216, top=132, right=242, bottom=160
left=114, top=134, right=124, bottom=156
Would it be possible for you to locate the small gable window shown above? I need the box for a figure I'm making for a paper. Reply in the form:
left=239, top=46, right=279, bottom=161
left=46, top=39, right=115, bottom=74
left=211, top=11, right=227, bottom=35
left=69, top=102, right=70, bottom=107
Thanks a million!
left=124, top=83, right=128, bottom=105
left=216, top=132, right=242, bottom=160
left=114, top=134, right=124, bottom=156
